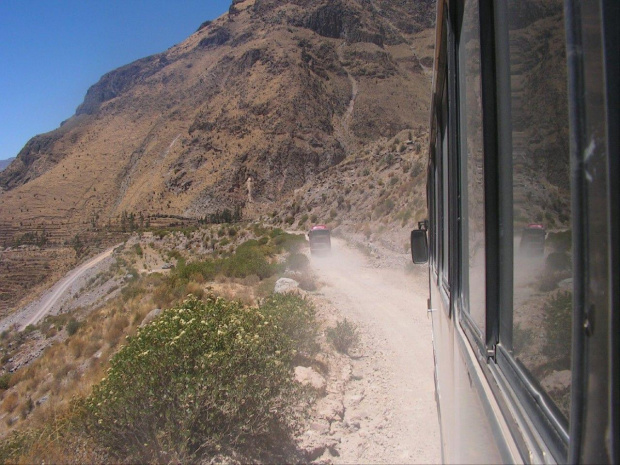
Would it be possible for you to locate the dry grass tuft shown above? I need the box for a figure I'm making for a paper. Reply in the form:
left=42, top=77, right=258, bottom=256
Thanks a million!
left=2, top=392, right=19, bottom=414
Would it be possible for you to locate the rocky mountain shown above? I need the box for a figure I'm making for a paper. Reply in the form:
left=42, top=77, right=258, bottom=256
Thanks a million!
left=0, top=158, right=14, bottom=172
left=0, top=0, right=434, bottom=247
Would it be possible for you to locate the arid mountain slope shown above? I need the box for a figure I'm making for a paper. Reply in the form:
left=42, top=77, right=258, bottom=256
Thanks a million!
left=0, top=0, right=434, bottom=245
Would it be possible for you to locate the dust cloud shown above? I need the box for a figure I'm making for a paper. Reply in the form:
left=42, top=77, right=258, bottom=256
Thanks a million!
left=309, top=237, right=440, bottom=463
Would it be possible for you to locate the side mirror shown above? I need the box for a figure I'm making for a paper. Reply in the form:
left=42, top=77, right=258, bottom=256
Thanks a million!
left=411, top=229, right=429, bottom=264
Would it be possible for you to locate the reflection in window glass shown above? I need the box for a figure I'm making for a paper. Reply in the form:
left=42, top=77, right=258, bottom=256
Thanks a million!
left=441, top=82, right=450, bottom=286
left=459, top=0, right=485, bottom=333
left=508, top=0, right=572, bottom=420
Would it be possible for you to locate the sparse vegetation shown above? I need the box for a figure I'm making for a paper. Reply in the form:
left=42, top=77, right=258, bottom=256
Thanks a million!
left=286, top=252, right=310, bottom=271
left=66, top=318, right=80, bottom=336
left=326, top=319, right=359, bottom=354
left=132, top=243, right=143, bottom=257
left=0, top=374, right=11, bottom=390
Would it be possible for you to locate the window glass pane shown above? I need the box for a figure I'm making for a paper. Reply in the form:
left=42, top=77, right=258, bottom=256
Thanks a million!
left=429, top=161, right=437, bottom=269
left=508, top=0, right=572, bottom=420
left=434, top=144, right=440, bottom=272
left=459, top=0, right=486, bottom=333
left=441, top=85, right=449, bottom=284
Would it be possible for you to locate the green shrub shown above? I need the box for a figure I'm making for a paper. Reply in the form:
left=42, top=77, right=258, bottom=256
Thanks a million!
left=539, top=271, right=563, bottom=292
left=252, top=223, right=270, bottom=237
left=326, top=319, right=359, bottom=354
left=237, top=239, right=260, bottom=249
left=121, top=282, right=144, bottom=301
left=66, top=319, right=80, bottom=336
left=175, top=260, right=217, bottom=282
left=153, top=229, right=169, bottom=239
left=269, top=228, right=285, bottom=238
left=23, top=325, right=35, bottom=334
left=260, top=294, right=319, bottom=357
left=133, top=244, right=143, bottom=258
left=0, top=374, right=11, bottom=390
left=273, top=233, right=306, bottom=253
left=221, top=246, right=278, bottom=279
left=297, top=272, right=317, bottom=292
left=153, top=278, right=187, bottom=309
left=167, top=250, right=183, bottom=261
left=547, top=230, right=572, bottom=252
left=286, top=253, right=309, bottom=271
left=86, top=295, right=314, bottom=463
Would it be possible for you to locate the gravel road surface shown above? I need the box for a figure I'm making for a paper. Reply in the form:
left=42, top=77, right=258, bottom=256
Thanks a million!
left=307, top=238, right=440, bottom=463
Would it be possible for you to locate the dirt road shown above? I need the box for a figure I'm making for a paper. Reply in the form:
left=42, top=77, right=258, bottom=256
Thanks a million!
left=309, top=238, right=440, bottom=463
left=0, top=246, right=119, bottom=333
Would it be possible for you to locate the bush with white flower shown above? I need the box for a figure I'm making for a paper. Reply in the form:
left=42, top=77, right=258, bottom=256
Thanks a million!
left=86, top=293, right=317, bottom=463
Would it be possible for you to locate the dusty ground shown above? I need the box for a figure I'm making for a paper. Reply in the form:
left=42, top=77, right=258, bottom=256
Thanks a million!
left=299, top=238, right=440, bottom=463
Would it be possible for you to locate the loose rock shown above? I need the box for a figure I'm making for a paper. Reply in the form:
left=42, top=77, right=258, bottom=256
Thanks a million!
left=274, top=277, right=299, bottom=294
left=295, top=366, right=327, bottom=393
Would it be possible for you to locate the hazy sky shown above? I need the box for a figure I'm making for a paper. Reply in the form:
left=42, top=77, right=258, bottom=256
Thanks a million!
left=0, top=1, right=231, bottom=162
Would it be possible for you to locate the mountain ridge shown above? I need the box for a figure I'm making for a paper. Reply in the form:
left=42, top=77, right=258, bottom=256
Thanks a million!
left=0, top=158, right=15, bottom=172
left=0, top=0, right=435, bottom=317
left=0, top=0, right=434, bottom=241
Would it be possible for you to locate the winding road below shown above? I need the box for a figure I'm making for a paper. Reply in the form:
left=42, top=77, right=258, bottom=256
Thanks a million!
left=0, top=245, right=119, bottom=333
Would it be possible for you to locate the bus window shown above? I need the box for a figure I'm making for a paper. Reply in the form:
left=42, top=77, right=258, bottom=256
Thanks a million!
left=441, top=79, right=450, bottom=290
left=458, top=0, right=486, bottom=335
left=507, top=0, right=572, bottom=420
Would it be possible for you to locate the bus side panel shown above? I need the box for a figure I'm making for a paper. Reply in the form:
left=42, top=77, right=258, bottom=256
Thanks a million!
left=430, top=283, right=505, bottom=464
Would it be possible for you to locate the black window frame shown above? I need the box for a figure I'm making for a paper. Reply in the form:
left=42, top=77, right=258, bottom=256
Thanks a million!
left=431, top=12, right=453, bottom=313
left=427, top=154, right=436, bottom=272
left=451, top=0, right=502, bottom=358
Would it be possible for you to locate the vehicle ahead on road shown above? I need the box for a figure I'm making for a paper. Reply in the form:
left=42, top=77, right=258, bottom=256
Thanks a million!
left=519, top=224, right=546, bottom=257
left=411, top=0, right=618, bottom=463
left=308, top=225, right=331, bottom=256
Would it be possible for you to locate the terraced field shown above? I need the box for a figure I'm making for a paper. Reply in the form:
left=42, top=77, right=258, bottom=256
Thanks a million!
left=0, top=247, right=74, bottom=318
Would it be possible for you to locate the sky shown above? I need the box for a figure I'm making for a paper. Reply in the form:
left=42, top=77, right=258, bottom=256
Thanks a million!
left=0, top=0, right=231, bottom=162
